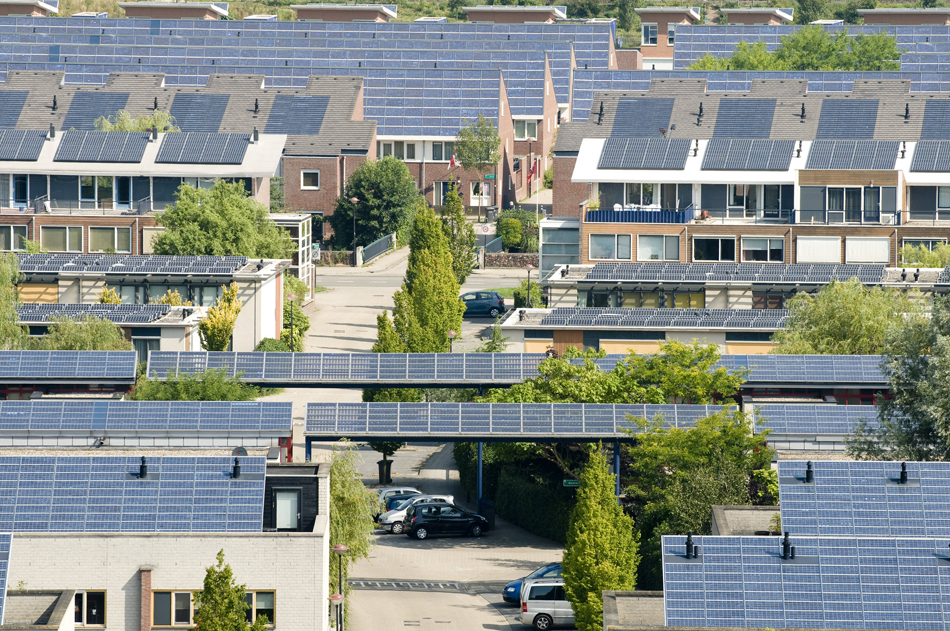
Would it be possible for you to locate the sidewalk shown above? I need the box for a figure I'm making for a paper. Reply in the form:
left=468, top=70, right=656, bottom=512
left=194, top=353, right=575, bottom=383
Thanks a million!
left=314, top=244, right=409, bottom=276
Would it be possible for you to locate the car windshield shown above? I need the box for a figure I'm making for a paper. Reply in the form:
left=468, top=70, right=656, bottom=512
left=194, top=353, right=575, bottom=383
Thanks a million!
left=527, top=565, right=556, bottom=579
left=393, top=499, right=413, bottom=510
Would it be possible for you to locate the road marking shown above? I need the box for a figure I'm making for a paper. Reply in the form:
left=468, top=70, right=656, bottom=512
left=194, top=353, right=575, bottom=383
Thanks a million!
left=349, top=579, right=506, bottom=594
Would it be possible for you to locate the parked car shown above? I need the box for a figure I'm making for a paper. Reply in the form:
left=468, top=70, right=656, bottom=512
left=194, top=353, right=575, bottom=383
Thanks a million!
left=378, top=494, right=455, bottom=534
left=374, top=486, right=422, bottom=517
left=403, top=501, right=489, bottom=539
left=502, top=563, right=562, bottom=604
left=385, top=493, right=421, bottom=511
left=519, top=579, right=573, bottom=630
left=460, top=291, right=505, bottom=318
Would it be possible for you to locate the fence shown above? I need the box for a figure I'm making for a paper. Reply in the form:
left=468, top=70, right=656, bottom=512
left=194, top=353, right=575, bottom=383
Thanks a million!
left=484, top=236, right=503, bottom=254
left=362, top=232, right=395, bottom=264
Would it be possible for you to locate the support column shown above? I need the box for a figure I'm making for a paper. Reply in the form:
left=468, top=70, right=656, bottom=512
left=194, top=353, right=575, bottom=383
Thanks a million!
left=305, top=437, right=312, bottom=463
left=614, top=438, right=621, bottom=504
left=477, top=441, right=484, bottom=515
left=140, top=565, right=154, bottom=631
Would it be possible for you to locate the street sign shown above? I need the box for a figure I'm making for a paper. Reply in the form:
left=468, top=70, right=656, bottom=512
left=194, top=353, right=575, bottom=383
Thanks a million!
left=484, top=174, right=496, bottom=179
left=563, top=479, right=581, bottom=488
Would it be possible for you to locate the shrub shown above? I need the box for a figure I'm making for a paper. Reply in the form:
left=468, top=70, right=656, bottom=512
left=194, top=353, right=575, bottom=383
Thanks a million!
left=498, top=217, right=523, bottom=252
left=542, top=165, right=553, bottom=189
left=495, top=467, right=575, bottom=543
left=255, top=338, right=291, bottom=352
left=513, top=279, right=544, bottom=308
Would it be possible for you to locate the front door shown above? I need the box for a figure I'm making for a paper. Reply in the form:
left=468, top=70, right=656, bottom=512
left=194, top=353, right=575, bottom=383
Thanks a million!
left=275, top=490, right=300, bottom=531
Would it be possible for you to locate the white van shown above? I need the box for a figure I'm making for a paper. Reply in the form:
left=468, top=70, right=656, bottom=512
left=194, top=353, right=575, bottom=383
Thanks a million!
left=519, top=578, right=574, bottom=630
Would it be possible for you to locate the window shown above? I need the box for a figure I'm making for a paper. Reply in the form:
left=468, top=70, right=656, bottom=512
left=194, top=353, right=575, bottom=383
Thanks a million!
left=243, top=592, right=275, bottom=626
left=642, top=23, right=658, bottom=45
left=796, top=236, right=840, bottom=264
left=90, top=227, right=132, bottom=253
left=668, top=24, right=676, bottom=45
left=301, top=171, right=320, bottom=190
left=153, top=592, right=194, bottom=627
left=75, top=591, right=106, bottom=626
left=741, top=238, right=784, bottom=263
left=514, top=120, right=538, bottom=140
left=846, top=237, right=889, bottom=264
left=432, top=141, right=455, bottom=162
left=0, top=225, right=27, bottom=251
left=904, top=238, right=947, bottom=251
left=471, top=181, right=491, bottom=205
left=13, top=174, right=28, bottom=206
left=693, top=237, right=735, bottom=262
left=405, top=143, right=416, bottom=160
left=41, top=226, right=82, bottom=252
left=672, top=292, right=704, bottom=308
left=728, top=184, right=760, bottom=217
left=80, top=176, right=96, bottom=206
left=590, top=234, right=632, bottom=260
left=753, top=292, right=786, bottom=309
left=939, top=186, right=950, bottom=209
left=638, top=235, right=679, bottom=261
left=379, top=141, right=392, bottom=157
left=625, top=182, right=655, bottom=207
left=434, top=181, right=451, bottom=206
left=182, top=177, right=215, bottom=190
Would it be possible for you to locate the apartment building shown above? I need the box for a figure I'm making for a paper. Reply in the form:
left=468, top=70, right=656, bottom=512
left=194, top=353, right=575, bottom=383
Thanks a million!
left=634, top=6, right=700, bottom=70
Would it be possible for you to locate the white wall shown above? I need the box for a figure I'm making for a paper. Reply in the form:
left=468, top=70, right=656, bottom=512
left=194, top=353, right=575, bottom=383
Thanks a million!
left=260, top=273, right=279, bottom=343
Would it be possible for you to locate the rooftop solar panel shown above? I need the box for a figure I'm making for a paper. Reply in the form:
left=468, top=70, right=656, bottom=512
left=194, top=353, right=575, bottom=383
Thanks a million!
left=598, top=137, right=690, bottom=170
left=264, top=94, right=329, bottom=136
left=611, top=98, right=675, bottom=138
left=712, top=99, right=775, bottom=138
left=0, top=129, right=46, bottom=162
left=61, top=91, right=130, bottom=131
left=17, top=303, right=172, bottom=324
left=155, top=132, right=249, bottom=165
left=169, top=93, right=229, bottom=133
left=911, top=140, right=950, bottom=171
left=816, top=99, right=879, bottom=139
left=0, top=533, right=9, bottom=625
left=805, top=140, right=898, bottom=169
left=702, top=138, right=794, bottom=170
left=753, top=403, right=878, bottom=435
left=53, top=130, right=149, bottom=163
left=537, top=307, right=788, bottom=329
left=0, top=91, right=26, bottom=127
left=17, top=254, right=248, bottom=276
left=0, top=350, right=137, bottom=383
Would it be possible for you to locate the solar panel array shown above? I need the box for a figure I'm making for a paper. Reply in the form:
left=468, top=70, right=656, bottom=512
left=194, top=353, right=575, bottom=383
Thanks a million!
left=0, top=128, right=45, bottom=161
left=155, top=132, right=249, bottom=165
left=753, top=404, right=878, bottom=435
left=712, top=99, right=775, bottom=138
left=0, top=400, right=291, bottom=433
left=815, top=99, right=880, bottom=139
left=0, top=456, right=265, bottom=532
left=17, top=303, right=171, bottom=324
left=306, top=402, right=728, bottom=437
left=778, top=461, right=950, bottom=538
left=920, top=100, right=950, bottom=140
left=911, top=140, right=950, bottom=172
left=804, top=140, right=899, bottom=170
left=702, top=139, right=794, bottom=171
left=0, top=533, right=8, bottom=625
left=539, top=307, right=789, bottom=329
left=0, top=91, right=26, bottom=127
left=53, top=130, right=149, bottom=163
left=0, top=350, right=136, bottom=382
left=147, top=351, right=889, bottom=387
left=610, top=98, right=675, bottom=137
left=168, top=93, right=230, bottom=132
left=662, top=534, right=950, bottom=630
left=61, top=91, right=130, bottom=130
left=265, top=94, right=329, bottom=135
left=598, top=138, right=691, bottom=170
left=17, top=253, right=248, bottom=276
left=582, top=262, right=887, bottom=284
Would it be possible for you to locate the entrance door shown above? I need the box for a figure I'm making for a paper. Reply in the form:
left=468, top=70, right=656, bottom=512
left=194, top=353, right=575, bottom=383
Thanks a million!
left=275, top=490, right=300, bottom=531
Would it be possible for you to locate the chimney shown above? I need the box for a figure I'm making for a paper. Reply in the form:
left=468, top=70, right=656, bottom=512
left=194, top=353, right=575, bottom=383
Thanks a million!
left=801, top=102, right=805, bottom=119
left=805, top=461, right=813, bottom=483
left=597, top=101, right=604, bottom=125
left=52, top=95, right=57, bottom=111
left=49, top=123, right=55, bottom=139
left=140, top=566, right=154, bottom=631
left=139, top=456, right=148, bottom=479
left=790, top=546, right=796, bottom=560
left=685, top=532, right=694, bottom=558
left=915, top=269, right=921, bottom=282
left=698, top=102, right=703, bottom=118
left=782, top=532, right=790, bottom=559
left=905, top=103, right=910, bottom=120
left=151, top=127, right=158, bottom=141
left=900, top=462, right=908, bottom=484
left=901, top=269, right=907, bottom=282
left=253, top=127, right=259, bottom=143
left=254, top=98, right=259, bottom=114
left=154, top=96, right=158, bottom=110
left=232, top=457, right=241, bottom=479
left=693, top=545, right=700, bottom=559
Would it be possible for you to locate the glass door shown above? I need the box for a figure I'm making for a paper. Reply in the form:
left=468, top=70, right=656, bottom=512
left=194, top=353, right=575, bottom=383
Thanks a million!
left=763, top=184, right=780, bottom=218
left=275, top=490, right=300, bottom=530
left=115, top=177, right=131, bottom=209
left=863, top=187, right=880, bottom=223
left=845, top=187, right=862, bottom=222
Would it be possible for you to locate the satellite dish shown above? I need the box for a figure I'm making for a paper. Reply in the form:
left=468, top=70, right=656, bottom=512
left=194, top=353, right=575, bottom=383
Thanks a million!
left=232, top=447, right=248, bottom=456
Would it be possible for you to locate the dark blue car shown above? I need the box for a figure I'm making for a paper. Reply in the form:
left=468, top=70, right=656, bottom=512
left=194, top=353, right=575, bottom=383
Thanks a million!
left=502, top=562, right=563, bottom=603
left=460, top=291, right=505, bottom=318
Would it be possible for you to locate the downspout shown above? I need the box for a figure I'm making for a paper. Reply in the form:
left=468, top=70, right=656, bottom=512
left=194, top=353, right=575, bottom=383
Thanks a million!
left=135, top=217, right=139, bottom=255
left=421, top=140, right=426, bottom=194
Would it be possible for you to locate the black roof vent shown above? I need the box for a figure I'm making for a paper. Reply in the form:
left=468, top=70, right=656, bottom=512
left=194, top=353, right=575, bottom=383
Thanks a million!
left=139, top=456, right=148, bottom=479
left=49, top=123, right=55, bottom=139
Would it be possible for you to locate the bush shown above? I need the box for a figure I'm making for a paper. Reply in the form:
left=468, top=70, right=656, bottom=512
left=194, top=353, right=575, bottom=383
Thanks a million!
left=513, top=279, right=544, bottom=308
left=542, top=165, right=553, bottom=189
left=498, top=217, right=522, bottom=252
left=495, top=467, right=575, bottom=543
left=454, top=442, right=503, bottom=499
left=256, top=338, right=291, bottom=352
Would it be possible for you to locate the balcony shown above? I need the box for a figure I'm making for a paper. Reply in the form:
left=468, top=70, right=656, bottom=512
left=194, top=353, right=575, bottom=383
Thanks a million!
left=586, top=206, right=692, bottom=224
left=796, top=210, right=900, bottom=226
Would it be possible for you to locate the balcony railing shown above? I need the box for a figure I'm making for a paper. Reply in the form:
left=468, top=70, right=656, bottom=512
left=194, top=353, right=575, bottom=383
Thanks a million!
left=796, top=210, right=900, bottom=226
left=583, top=205, right=905, bottom=226
left=586, top=206, right=692, bottom=224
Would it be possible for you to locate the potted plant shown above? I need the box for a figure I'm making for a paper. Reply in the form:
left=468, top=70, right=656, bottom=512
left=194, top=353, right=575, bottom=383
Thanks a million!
left=368, top=441, right=405, bottom=484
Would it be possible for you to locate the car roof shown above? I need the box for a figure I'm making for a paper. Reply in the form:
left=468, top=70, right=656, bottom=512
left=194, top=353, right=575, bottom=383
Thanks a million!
left=524, top=578, right=565, bottom=587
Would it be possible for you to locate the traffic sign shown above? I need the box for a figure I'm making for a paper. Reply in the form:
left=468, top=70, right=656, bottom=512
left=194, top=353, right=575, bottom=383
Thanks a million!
left=563, top=479, right=581, bottom=488
left=484, top=174, right=496, bottom=179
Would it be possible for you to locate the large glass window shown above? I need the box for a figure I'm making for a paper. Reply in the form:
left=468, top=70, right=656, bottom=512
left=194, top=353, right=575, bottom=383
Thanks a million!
left=153, top=592, right=193, bottom=627
left=693, top=237, right=735, bottom=262
left=672, top=292, right=705, bottom=308
left=904, top=238, right=947, bottom=251
left=432, top=141, right=455, bottom=162
left=90, top=227, right=132, bottom=253
left=75, top=591, right=106, bottom=627
left=637, top=235, right=679, bottom=261
left=301, top=171, right=320, bottom=190
left=243, top=592, right=276, bottom=625
left=0, top=225, right=27, bottom=251
left=514, top=120, right=538, bottom=140
left=642, top=23, right=658, bottom=45
left=41, top=226, right=82, bottom=252
left=13, top=174, right=28, bottom=205
left=590, top=234, right=632, bottom=260
left=625, top=182, right=655, bottom=207
left=621, top=292, right=660, bottom=308
left=741, top=238, right=784, bottom=263
left=753, top=292, right=786, bottom=309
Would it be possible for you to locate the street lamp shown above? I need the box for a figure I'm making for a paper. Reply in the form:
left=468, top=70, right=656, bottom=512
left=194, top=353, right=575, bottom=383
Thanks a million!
left=287, top=293, right=296, bottom=352
left=447, top=330, right=456, bottom=353
left=331, top=545, right=349, bottom=631
left=525, top=264, right=535, bottom=308
left=329, top=593, right=345, bottom=631
left=349, top=197, right=359, bottom=267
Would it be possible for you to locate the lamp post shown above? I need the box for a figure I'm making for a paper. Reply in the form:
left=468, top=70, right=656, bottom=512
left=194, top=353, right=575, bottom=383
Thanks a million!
left=525, top=264, right=535, bottom=308
left=287, top=292, right=296, bottom=352
left=447, top=330, right=456, bottom=353
left=329, top=593, right=344, bottom=631
left=331, top=544, right=348, bottom=631
left=349, top=197, right=359, bottom=267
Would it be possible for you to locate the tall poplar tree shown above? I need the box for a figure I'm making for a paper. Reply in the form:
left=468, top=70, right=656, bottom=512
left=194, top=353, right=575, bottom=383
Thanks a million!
left=191, top=550, right=269, bottom=631
left=440, top=182, right=477, bottom=286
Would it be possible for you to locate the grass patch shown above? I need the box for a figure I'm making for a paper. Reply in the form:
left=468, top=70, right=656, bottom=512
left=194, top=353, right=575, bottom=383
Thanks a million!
left=486, top=287, right=517, bottom=298
left=314, top=286, right=329, bottom=293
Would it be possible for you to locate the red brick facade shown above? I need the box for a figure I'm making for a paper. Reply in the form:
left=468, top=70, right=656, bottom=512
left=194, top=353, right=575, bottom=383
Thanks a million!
left=551, top=156, right=590, bottom=217
left=139, top=566, right=152, bottom=631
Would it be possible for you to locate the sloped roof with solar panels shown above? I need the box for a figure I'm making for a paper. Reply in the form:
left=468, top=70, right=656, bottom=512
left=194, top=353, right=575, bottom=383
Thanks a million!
left=16, top=303, right=203, bottom=328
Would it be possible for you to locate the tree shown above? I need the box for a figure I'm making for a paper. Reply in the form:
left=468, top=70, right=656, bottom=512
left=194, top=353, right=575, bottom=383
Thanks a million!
left=513, top=279, right=544, bottom=308
left=0, top=254, right=26, bottom=350
left=152, top=180, right=294, bottom=258
left=454, top=114, right=502, bottom=212
left=568, top=0, right=602, bottom=19
left=255, top=338, right=291, bottom=352
left=477, top=323, right=510, bottom=352
left=796, top=0, right=828, bottom=24
left=328, top=157, right=421, bottom=249
left=562, top=448, right=638, bottom=631
left=283, top=273, right=308, bottom=303
left=97, top=287, right=122, bottom=304
left=498, top=217, right=523, bottom=252
left=328, top=440, right=376, bottom=624
left=152, top=288, right=193, bottom=306
left=33, top=315, right=133, bottom=351
left=771, top=278, right=924, bottom=355
left=901, top=243, right=950, bottom=267
left=281, top=299, right=310, bottom=352
left=191, top=550, right=268, bottom=631
left=923, top=0, right=938, bottom=8
left=615, top=0, right=638, bottom=31
left=95, top=110, right=180, bottom=132
left=363, top=312, right=424, bottom=403
left=440, top=182, right=477, bottom=286
left=132, top=368, right=262, bottom=401
left=199, top=283, right=242, bottom=351
left=269, top=176, right=285, bottom=213
left=368, top=441, right=405, bottom=463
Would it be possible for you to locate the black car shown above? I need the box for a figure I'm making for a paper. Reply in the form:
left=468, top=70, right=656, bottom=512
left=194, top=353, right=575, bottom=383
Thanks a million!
left=403, top=501, right=489, bottom=539
left=460, top=291, right=505, bottom=318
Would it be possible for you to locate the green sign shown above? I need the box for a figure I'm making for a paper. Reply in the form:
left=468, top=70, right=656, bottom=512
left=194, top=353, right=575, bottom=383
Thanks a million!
left=484, top=174, right=496, bottom=179
left=563, top=479, right=581, bottom=488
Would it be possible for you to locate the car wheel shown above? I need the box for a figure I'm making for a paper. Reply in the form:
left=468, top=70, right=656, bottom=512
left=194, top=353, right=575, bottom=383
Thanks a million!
left=489, top=307, right=500, bottom=318
left=469, top=524, right=483, bottom=537
left=414, top=527, right=429, bottom=540
left=533, top=614, right=554, bottom=630
left=391, top=522, right=404, bottom=535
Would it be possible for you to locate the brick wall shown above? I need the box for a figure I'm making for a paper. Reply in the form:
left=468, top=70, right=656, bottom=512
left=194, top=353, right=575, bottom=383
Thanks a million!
left=139, top=567, right=152, bottom=631
left=485, top=252, right=539, bottom=268
left=551, top=157, right=589, bottom=217
left=615, top=49, right=643, bottom=70
left=0, top=214, right=160, bottom=255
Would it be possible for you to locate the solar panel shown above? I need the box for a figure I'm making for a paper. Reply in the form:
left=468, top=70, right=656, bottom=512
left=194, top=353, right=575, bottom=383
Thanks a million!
left=702, top=138, right=794, bottom=170
left=920, top=100, right=950, bottom=140
left=17, top=254, right=248, bottom=276
left=598, top=137, right=690, bottom=170
left=537, top=308, right=788, bottom=329
left=265, top=94, right=330, bottom=135
left=754, top=403, right=878, bottom=435
left=0, top=91, right=27, bottom=127
left=712, top=99, right=775, bottom=138
left=0, top=456, right=265, bottom=533
left=910, top=140, right=950, bottom=171
left=17, top=303, right=171, bottom=324
left=53, top=131, right=149, bottom=163
left=169, top=93, right=229, bottom=133
left=805, top=140, right=898, bottom=170
left=662, top=534, right=950, bottom=630
left=0, top=129, right=45, bottom=162
left=0, top=350, right=137, bottom=383
left=816, top=99, right=879, bottom=139
left=611, top=98, right=675, bottom=138
left=0, top=533, right=9, bottom=625
left=155, top=132, right=250, bottom=165
left=61, top=92, right=130, bottom=131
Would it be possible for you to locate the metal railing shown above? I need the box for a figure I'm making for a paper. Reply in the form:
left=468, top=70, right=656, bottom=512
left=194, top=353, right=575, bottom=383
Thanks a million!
left=362, top=232, right=394, bottom=264
left=484, top=236, right=503, bottom=254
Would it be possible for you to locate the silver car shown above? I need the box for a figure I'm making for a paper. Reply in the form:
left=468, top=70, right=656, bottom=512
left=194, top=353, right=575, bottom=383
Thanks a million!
left=378, top=494, right=454, bottom=534
left=519, top=579, right=574, bottom=630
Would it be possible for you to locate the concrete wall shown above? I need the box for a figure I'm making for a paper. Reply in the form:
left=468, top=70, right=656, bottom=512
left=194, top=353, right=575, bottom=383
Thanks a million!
left=122, top=6, right=220, bottom=18
left=603, top=590, right=665, bottom=630
left=465, top=9, right=558, bottom=23
left=710, top=505, right=779, bottom=535
left=295, top=7, right=389, bottom=20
